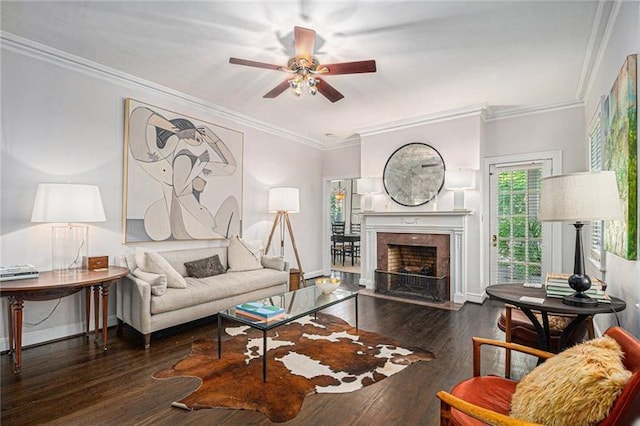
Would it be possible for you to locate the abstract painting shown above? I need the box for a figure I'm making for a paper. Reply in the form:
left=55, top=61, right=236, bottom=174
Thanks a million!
left=123, top=98, right=243, bottom=242
left=603, top=54, right=637, bottom=260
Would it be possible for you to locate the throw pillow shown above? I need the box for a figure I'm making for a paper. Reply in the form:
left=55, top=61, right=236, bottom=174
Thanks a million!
left=227, top=235, right=263, bottom=272
left=510, top=335, right=632, bottom=426
left=132, top=268, right=168, bottom=296
left=261, top=255, right=285, bottom=271
left=144, top=251, right=188, bottom=289
left=184, top=255, right=225, bottom=278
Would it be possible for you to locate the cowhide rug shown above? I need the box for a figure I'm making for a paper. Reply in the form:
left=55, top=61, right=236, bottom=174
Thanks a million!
left=152, top=313, right=435, bottom=422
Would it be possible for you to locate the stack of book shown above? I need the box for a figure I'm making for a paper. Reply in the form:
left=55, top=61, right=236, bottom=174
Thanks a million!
left=0, top=264, right=39, bottom=281
left=545, top=272, right=609, bottom=302
left=235, top=302, right=286, bottom=322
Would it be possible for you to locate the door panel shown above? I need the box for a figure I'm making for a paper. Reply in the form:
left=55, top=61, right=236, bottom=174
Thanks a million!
left=490, top=161, right=552, bottom=285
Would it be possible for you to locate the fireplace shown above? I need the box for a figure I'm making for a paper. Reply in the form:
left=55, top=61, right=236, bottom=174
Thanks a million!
left=375, top=233, right=450, bottom=302
left=359, top=211, right=472, bottom=304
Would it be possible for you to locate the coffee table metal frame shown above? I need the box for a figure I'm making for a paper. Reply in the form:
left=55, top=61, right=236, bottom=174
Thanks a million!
left=217, top=286, right=358, bottom=381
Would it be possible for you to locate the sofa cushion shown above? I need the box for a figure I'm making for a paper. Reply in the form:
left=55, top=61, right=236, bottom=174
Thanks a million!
left=261, top=255, right=285, bottom=271
left=184, top=255, right=225, bottom=278
left=227, top=235, right=263, bottom=272
left=150, top=269, right=288, bottom=315
left=144, top=251, right=187, bottom=289
left=132, top=268, right=168, bottom=296
left=510, top=335, right=632, bottom=425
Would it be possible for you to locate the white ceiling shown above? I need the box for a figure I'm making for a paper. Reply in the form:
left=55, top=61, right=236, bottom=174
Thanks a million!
left=1, top=1, right=610, bottom=148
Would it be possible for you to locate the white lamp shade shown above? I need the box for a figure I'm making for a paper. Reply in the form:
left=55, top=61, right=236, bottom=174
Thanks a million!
left=268, top=187, right=300, bottom=213
left=356, top=178, right=382, bottom=194
left=31, top=183, right=106, bottom=223
left=538, top=171, right=623, bottom=222
left=445, top=168, right=476, bottom=190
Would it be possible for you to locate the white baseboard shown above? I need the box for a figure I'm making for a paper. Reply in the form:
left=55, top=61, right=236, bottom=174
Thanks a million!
left=466, top=292, right=487, bottom=304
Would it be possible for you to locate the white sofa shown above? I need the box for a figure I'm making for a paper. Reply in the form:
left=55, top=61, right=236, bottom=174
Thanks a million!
left=116, top=246, right=289, bottom=348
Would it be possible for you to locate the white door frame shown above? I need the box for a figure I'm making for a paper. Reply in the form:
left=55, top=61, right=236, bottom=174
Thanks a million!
left=322, top=175, right=359, bottom=276
left=482, top=150, right=563, bottom=290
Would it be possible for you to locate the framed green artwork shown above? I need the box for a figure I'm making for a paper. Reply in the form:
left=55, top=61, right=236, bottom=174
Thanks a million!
left=603, top=54, right=637, bottom=260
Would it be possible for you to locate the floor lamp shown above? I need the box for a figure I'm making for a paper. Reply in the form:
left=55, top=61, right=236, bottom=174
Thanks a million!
left=538, top=171, right=622, bottom=306
left=265, top=187, right=303, bottom=277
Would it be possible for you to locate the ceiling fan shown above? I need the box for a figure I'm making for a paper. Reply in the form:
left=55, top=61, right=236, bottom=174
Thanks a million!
left=229, top=26, right=377, bottom=103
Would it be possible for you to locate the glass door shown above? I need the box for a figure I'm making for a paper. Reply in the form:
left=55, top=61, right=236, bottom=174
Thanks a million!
left=489, top=161, right=552, bottom=285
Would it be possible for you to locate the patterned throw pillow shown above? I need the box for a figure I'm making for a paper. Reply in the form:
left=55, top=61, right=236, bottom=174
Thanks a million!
left=510, top=335, right=632, bottom=425
left=184, top=255, right=225, bottom=278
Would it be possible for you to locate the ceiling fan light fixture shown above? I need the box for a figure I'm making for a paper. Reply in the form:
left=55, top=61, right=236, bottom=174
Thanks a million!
left=230, top=26, right=376, bottom=103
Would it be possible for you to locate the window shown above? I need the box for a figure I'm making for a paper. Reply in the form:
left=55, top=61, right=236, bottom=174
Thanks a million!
left=589, top=110, right=604, bottom=265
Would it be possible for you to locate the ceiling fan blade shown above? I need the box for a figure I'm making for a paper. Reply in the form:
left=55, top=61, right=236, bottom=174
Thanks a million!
left=263, top=80, right=291, bottom=98
left=316, top=79, right=344, bottom=103
left=229, top=57, right=282, bottom=71
left=322, top=60, right=377, bottom=75
left=294, top=26, right=315, bottom=61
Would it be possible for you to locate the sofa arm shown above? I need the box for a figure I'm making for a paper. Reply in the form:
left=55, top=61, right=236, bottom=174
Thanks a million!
left=117, top=274, right=152, bottom=335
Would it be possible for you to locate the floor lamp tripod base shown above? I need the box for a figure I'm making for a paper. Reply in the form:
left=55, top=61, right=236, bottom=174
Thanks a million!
left=265, top=211, right=304, bottom=280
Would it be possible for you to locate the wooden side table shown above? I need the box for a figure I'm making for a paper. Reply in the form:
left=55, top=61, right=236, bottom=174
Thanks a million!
left=289, top=268, right=301, bottom=291
left=486, top=284, right=626, bottom=352
left=0, top=266, right=129, bottom=373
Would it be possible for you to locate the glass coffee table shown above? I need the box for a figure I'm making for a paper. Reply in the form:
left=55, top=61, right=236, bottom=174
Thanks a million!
left=217, top=286, right=358, bottom=381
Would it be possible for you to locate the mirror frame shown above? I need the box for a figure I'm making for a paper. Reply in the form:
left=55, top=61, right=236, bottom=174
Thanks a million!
left=382, top=142, right=446, bottom=207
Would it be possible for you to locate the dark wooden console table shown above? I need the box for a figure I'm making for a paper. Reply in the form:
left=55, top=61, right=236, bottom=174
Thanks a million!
left=486, top=284, right=626, bottom=352
left=0, top=266, right=129, bottom=373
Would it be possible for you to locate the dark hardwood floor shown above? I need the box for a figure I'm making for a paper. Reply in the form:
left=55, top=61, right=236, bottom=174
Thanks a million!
left=1, top=273, right=535, bottom=425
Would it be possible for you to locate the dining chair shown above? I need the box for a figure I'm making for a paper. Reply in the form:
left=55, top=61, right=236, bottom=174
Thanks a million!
left=331, top=222, right=346, bottom=265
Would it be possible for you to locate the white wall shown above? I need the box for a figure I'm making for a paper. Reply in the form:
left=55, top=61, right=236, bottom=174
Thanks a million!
left=0, top=46, right=324, bottom=349
left=359, top=114, right=483, bottom=300
left=322, top=143, right=361, bottom=179
left=583, top=1, right=639, bottom=336
left=484, top=106, right=587, bottom=276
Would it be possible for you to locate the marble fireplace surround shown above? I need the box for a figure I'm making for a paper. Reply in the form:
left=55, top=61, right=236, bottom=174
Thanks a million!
left=360, top=211, right=472, bottom=304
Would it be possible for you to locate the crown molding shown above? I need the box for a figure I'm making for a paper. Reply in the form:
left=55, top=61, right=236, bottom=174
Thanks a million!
left=581, top=0, right=623, bottom=103
left=322, top=135, right=361, bottom=151
left=576, top=0, right=608, bottom=100
left=0, top=31, right=590, bottom=150
left=0, top=31, right=325, bottom=150
left=357, top=103, right=490, bottom=137
left=484, top=99, right=584, bottom=121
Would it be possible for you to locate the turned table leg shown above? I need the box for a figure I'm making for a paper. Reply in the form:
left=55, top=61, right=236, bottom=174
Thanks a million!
left=100, top=283, right=110, bottom=350
left=10, top=297, right=24, bottom=374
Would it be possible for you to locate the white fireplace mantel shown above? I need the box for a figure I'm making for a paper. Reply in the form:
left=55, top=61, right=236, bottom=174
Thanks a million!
left=359, top=210, right=473, bottom=304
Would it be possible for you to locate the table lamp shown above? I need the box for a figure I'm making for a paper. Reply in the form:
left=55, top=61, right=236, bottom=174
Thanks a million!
left=445, top=168, right=476, bottom=210
left=265, top=187, right=303, bottom=276
left=356, top=177, right=381, bottom=211
left=538, top=171, right=622, bottom=306
left=31, top=183, right=106, bottom=273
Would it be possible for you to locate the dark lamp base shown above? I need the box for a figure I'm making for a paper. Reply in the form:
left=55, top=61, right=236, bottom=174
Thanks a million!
left=562, top=292, right=599, bottom=307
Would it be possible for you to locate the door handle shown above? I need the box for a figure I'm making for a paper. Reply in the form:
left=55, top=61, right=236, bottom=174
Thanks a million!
left=492, top=235, right=497, bottom=247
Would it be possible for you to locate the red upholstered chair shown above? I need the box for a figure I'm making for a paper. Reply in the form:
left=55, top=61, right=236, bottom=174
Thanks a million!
left=498, top=304, right=594, bottom=378
left=437, top=327, right=640, bottom=425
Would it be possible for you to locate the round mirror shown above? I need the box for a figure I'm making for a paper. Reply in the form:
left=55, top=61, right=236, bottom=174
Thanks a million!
left=383, top=142, right=446, bottom=207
